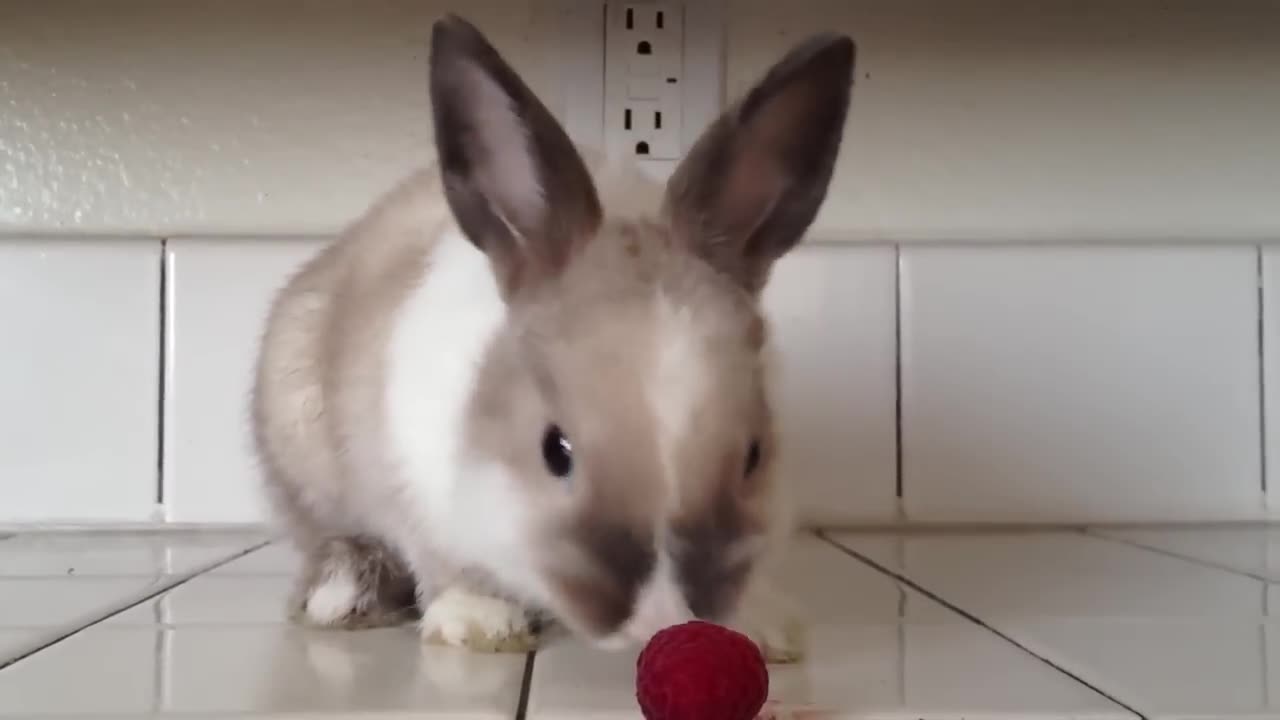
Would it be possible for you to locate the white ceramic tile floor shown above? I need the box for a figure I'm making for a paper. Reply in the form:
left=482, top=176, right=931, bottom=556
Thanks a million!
left=3, top=528, right=1279, bottom=718
left=832, top=531, right=1265, bottom=618
left=527, top=537, right=1131, bottom=720
left=0, top=531, right=269, bottom=663
left=1088, top=525, right=1280, bottom=582
left=831, top=527, right=1280, bottom=719
left=0, top=530, right=268, bottom=577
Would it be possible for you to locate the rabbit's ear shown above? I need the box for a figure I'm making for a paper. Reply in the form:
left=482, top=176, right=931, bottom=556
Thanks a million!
left=663, top=34, right=855, bottom=293
left=430, top=15, right=601, bottom=296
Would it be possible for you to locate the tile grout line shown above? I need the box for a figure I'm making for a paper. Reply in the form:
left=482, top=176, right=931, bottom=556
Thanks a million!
left=156, top=238, right=169, bottom=509
left=1082, top=528, right=1273, bottom=584
left=1258, top=244, right=1268, bottom=496
left=815, top=530, right=1150, bottom=720
left=0, top=539, right=271, bottom=672
left=1260, top=611, right=1272, bottom=711
left=514, top=650, right=537, bottom=720
left=894, top=584, right=907, bottom=707
left=893, top=243, right=904, bottom=499
left=151, top=609, right=165, bottom=714
left=152, top=590, right=165, bottom=714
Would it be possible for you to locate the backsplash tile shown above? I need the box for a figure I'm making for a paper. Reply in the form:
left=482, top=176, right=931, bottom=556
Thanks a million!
left=898, top=244, right=1263, bottom=522
left=163, top=238, right=321, bottom=522
left=0, top=239, right=161, bottom=522
left=764, top=244, right=899, bottom=524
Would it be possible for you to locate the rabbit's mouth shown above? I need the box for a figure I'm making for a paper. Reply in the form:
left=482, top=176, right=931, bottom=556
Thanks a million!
left=601, top=553, right=697, bottom=647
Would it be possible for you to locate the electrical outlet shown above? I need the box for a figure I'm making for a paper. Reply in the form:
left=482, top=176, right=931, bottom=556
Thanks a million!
left=605, top=1, right=684, bottom=161
left=561, top=0, right=721, bottom=177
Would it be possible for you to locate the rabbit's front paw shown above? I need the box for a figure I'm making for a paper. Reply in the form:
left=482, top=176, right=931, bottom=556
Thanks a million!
left=732, top=579, right=808, bottom=664
left=749, top=615, right=807, bottom=664
left=420, top=586, right=540, bottom=653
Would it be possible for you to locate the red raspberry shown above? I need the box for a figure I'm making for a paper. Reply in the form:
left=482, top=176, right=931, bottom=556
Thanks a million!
left=635, top=621, right=769, bottom=720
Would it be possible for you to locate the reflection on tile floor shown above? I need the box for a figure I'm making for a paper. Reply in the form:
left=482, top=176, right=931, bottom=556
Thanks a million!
left=830, top=528, right=1280, bottom=720
left=1, top=527, right=1279, bottom=718
left=0, top=530, right=267, bottom=577
left=0, top=531, right=269, bottom=662
left=1088, top=525, right=1280, bottom=582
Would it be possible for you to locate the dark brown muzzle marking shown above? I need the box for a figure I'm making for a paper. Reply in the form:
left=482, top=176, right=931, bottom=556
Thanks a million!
left=557, top=520, right=656, bottom=636
left=668, top=444, right=768, bottom=621
left=670, top=522, right=756, bottom=621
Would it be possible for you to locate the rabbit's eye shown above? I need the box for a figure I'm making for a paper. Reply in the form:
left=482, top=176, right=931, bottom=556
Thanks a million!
left=542, top=425, right=573, bottom=479
left=744, top=439, right=761, bottom=477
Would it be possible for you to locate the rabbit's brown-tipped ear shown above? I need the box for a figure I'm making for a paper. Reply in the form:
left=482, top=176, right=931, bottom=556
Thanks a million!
left=663, top=34, right=855, bottom=293
left=430, top=15, right=602, bottom=296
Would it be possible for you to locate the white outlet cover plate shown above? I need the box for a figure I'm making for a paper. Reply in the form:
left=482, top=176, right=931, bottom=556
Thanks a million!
left=605, top=2, right=683, bottom=161
left=549, top=0, right=725, bottom=181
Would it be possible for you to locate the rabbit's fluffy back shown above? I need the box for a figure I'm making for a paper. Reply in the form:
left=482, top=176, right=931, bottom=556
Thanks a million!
left=252, top=167, right=477, bottom=557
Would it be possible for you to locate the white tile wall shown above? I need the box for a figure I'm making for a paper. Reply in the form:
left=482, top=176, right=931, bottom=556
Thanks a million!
left=899, top=244, right=1264, bottom=523
left=764, top=244, right=898, bottom=523
left=163, top=238, right=319, bottom=522
left=0, top=239, right=161, bottom=522
left=5, top=237, right=1271, bottom=524
left=158, top=241, right=896, bottom=525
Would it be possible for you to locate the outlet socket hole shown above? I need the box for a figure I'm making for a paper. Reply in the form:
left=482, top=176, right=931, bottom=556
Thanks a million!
left=637, top=41, right=652, bottom=55
left=625, top=108, right=632, bottom=130
left=635, top=141, right=650, bottom=156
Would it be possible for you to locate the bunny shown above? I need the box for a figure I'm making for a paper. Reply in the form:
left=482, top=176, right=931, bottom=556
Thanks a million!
left=251, top=14, right=854, bottom=661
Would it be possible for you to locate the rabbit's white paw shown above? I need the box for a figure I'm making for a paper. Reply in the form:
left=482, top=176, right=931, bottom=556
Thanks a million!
left=420, top=586, right=539, bottom=653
